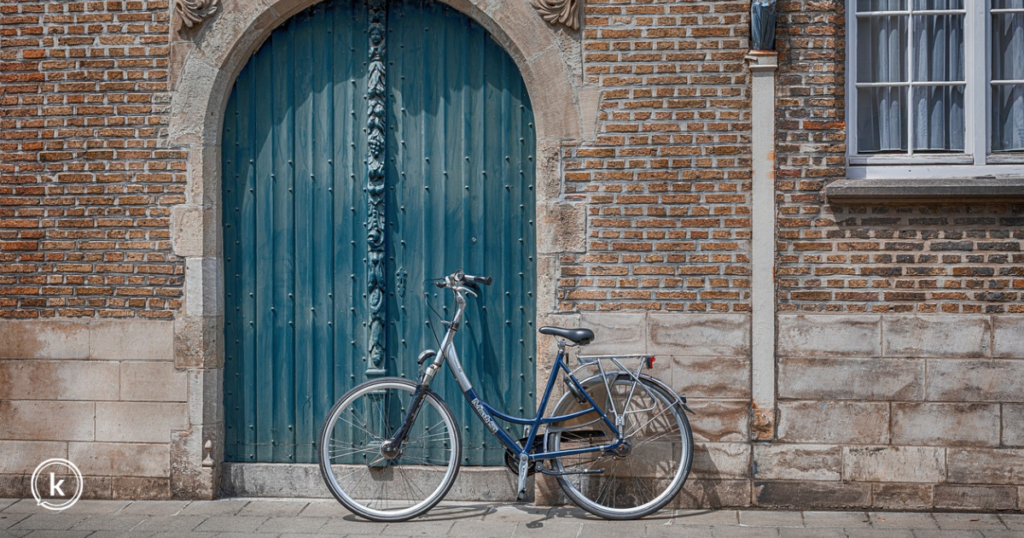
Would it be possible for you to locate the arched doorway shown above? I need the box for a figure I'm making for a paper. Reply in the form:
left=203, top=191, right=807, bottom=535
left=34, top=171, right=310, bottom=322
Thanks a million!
left=221, top=0, right=537, bottom=466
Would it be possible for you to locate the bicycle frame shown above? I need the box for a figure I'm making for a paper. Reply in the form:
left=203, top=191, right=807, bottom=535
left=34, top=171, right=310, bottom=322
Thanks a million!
left=388, top=286, right=625, bottom=463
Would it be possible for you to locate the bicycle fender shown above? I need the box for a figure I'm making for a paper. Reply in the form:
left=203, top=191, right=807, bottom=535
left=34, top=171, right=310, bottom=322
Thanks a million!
left=636, top=373, right=696, bottom=416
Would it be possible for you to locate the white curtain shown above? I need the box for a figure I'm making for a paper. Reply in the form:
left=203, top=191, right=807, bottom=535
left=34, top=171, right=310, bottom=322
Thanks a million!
left=857, top=0, right=966, bottom=153
left=992, top=2, right=1024, bottom=152
left=857, top=3, right=908, bottom=152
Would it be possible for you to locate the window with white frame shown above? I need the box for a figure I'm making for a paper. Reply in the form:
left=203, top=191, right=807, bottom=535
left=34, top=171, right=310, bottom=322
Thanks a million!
left=848, top=0, right=1024, bottom=171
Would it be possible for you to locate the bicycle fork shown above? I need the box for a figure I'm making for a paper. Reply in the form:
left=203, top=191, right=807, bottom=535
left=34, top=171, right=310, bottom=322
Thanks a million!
left=380, top=355, right=445, bottom=461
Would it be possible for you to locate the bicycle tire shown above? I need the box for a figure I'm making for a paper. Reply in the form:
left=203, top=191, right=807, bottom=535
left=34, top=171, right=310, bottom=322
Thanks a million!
left=318, top=377, right=461, bottom=522
left=547, top=373, right=693, bottom=519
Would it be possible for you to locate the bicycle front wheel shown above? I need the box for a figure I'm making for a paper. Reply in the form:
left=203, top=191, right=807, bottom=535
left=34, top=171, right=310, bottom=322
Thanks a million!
left=318, top=377, right=461, bottom=521
left=547, top=374, right=693, bottom=519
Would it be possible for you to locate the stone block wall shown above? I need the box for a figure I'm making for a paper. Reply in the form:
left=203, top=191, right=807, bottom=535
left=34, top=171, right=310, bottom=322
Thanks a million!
left=0, top=319, right=209, bottom=499
left=756, top=314, right=1024, bottom=510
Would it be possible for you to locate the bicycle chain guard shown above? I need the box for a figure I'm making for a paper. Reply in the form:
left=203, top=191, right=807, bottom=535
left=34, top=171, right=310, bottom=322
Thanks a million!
left=504, top=435, right=543, bottom=476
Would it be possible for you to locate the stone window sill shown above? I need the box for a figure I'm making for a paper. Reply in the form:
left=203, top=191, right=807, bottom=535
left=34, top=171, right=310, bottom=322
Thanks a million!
left=825, top=177, right=1024, bottom=204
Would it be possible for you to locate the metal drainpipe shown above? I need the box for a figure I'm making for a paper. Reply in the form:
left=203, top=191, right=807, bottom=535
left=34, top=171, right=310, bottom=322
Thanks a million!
left=746, top=49, right=778, bottom=441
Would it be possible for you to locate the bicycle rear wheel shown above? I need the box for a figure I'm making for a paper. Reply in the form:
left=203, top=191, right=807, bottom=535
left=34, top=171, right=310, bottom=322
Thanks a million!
left=547, top=374, right=692, bottom=519
left=318, top=377, right=461, bottom=521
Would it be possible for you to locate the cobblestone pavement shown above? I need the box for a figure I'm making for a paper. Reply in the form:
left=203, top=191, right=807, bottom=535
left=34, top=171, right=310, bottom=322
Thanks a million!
left=1, top=498, right=1021, bottom=538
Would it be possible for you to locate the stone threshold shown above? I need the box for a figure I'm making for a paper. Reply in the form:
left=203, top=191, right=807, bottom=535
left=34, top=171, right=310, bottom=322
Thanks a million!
left=220, top=463, right=525, bottom=501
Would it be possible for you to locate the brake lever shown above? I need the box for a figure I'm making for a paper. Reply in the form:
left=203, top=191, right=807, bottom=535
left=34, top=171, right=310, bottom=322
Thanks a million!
left=455, top=286, right=478, bottom=298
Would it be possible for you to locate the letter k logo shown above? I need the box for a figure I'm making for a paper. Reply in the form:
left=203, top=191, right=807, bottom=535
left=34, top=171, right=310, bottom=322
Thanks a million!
left=49, top=473, right=65, bottom=497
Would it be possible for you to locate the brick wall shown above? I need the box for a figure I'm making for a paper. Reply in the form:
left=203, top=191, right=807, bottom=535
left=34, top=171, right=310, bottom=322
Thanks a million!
left=775, top=0, right=1024, bottom=314
left=557, top=0, right=752, bottom=314
left=0, top=0, right=186, bottom=319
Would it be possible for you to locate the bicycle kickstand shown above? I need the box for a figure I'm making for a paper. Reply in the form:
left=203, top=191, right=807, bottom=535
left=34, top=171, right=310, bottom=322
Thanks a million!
left=516, top=453, right=529, bottom=501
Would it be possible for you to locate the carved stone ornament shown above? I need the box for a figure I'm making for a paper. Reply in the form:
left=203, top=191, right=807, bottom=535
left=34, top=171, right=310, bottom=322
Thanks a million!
left=531, top=0, right=580, bottom=30
left=175, top=0, right=220, bottom=31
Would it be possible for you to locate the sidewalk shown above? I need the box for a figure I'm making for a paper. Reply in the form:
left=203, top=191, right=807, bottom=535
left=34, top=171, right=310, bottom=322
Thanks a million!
left=1, top=498, right=1020, bottom=538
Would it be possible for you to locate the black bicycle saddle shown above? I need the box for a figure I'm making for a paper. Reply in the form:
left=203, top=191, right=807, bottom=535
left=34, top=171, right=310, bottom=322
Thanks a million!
left=539, top=326, right=595, bottom=345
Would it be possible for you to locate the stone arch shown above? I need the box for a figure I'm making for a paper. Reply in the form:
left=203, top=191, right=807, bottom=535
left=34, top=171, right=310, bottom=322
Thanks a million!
left=166, top=0, right=585, bottom=496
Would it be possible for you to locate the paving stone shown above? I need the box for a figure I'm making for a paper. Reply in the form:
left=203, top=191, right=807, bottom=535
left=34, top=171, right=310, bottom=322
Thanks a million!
left=0, top=527, right=30, bottom=537
left=932, top=513, right=1007, bottom=530
left=70, top=514, right=148, bottom=531
left=0, top=502, right=37, bottom=514
left=294, top=501, right=349, bottom=518
left=646, top=523, right=715, bottom=538
left=9, top=514, right=88, bottom=531
left=237, top=500, right=309, bottom=517
left=911, top=531, right=984, bottom=538
left=780, top=529, right=846, bottom=538
left=386, top=518, right=455, bottom=535
left=14, top=531, right=93, bottom=538
left=177, top=500, right=251, bottom=516
left=481, top=504, right=551, bottom=522
left=0, top=514, right=29, bottom=531
left=193, top=515, right=268, bottom=533
left=868, top=512, right=938, bottom=529
left=63, top=501, right=132, bottom=518
left=714, top=527, right=781, bottom=537
left=998, top=514, right=1024, bottom=530
left=87, top=532, right=158, bottom=538
left=450, top=519, right=518, bottom=537
left=675, top=510, right=740, bottom=526
left=509, top=519, right=581, bottom=538
left=0, top=501, right=15, bottom=512
left=581, top=519, right=647, bottom=536
left=844, top=531, right=914, bottom=538
left=738, top=510, right=804, bottom=527
left=318, top=517, right=388, bottom=535
left=131, top=515, right=207, bottom=533
left=416, top=502, right=490, bottom=522
left=256, top=516, right=328, bottom=534
left=802, top=511, right=870, bottom=528
left=204, top=533, right=280, bottom=538
left=981, top=532, right=1024, bottom=538
left=118, top=501, right=190, bottom=516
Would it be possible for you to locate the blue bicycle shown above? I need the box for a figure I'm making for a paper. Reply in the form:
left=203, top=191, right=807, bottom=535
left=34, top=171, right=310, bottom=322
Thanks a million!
left=318, top=270, right=694, bottom=521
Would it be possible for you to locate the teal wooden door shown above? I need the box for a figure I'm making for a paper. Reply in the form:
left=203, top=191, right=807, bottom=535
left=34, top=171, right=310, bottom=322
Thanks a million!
left=222, top=0, right=536, bottom=465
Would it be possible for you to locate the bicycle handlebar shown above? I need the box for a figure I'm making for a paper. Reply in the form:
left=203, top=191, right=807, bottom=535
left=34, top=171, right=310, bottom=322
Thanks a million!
left=464, top=274, right=492, bottom=286
left=433, top=271, right=492, bottom=289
